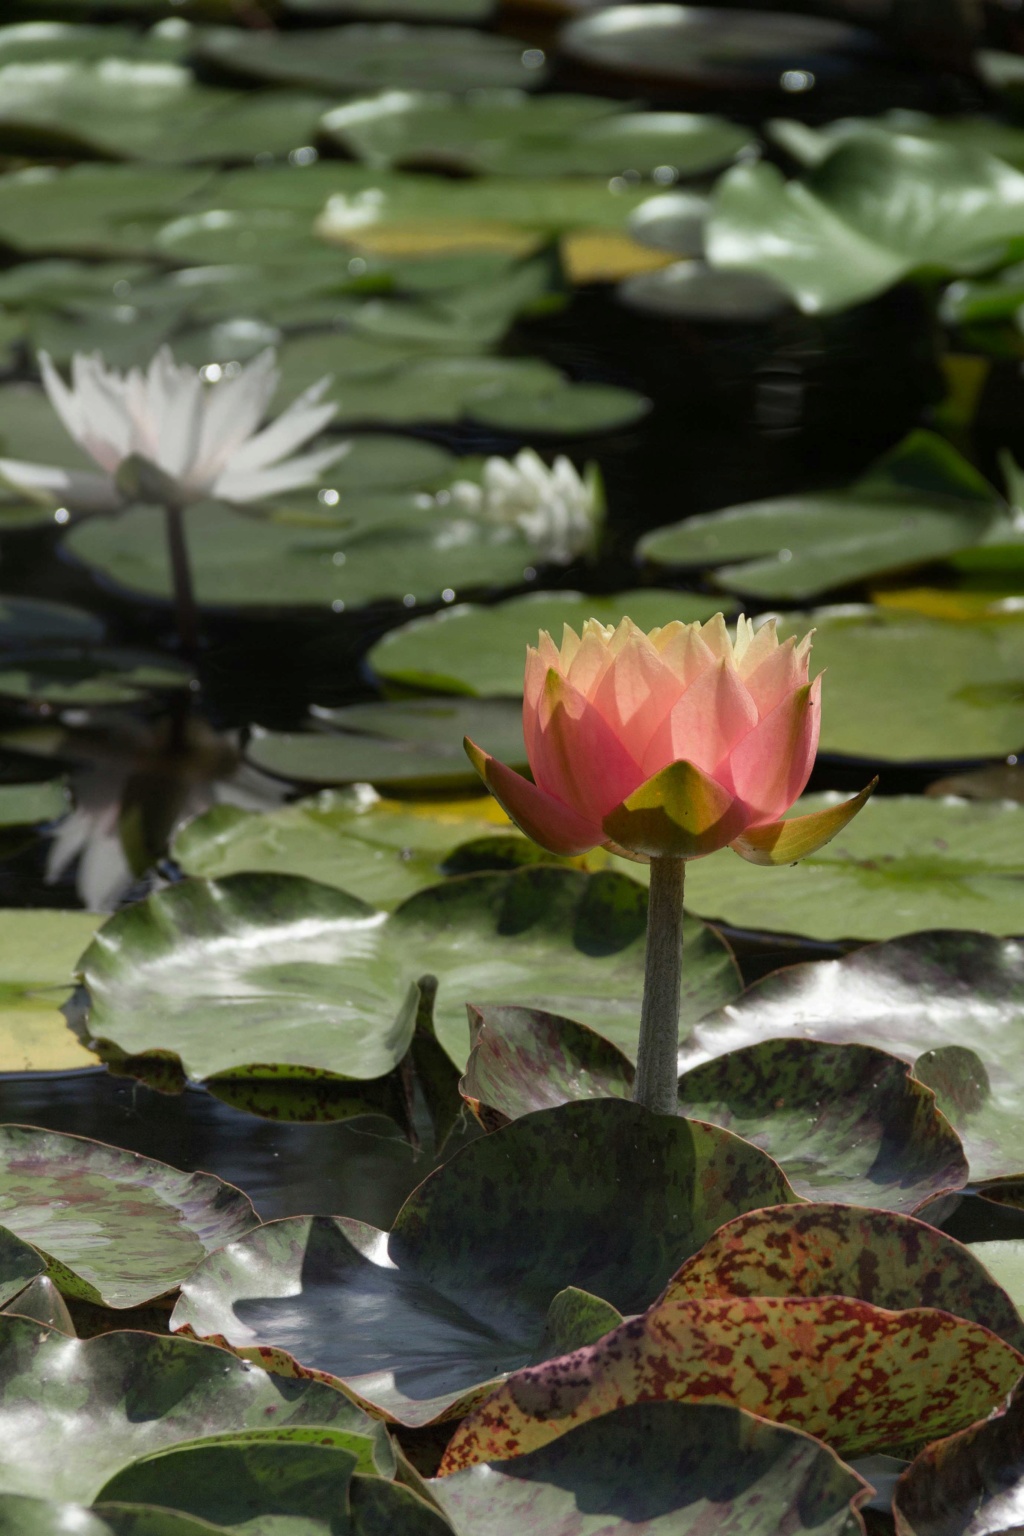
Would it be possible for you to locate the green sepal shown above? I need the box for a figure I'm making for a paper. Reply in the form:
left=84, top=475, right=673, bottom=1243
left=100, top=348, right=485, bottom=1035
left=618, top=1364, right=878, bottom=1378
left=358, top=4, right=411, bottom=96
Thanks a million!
left=730, top=779, right=878, bottom=866
left=602, top=759, right=745, bottom=860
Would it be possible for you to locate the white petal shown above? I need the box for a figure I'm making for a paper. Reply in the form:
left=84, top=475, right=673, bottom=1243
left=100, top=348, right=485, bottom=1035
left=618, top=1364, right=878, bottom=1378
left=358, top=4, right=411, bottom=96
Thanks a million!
left=70, top=353, right=132, bottom=470
left=0, top=457, right=120, bottom=513
left=38, top=351, right=85, bottom=444
left=191, top=349, right=280, bottom=485
left=214, top=439, right=352, bottom=503
left=222, top=377, right=336, bottom=477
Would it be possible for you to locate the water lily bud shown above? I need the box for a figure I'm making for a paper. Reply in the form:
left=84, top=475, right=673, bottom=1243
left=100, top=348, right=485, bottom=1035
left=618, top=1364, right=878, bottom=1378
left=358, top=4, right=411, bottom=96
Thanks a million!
left=466, top=614, right=874, bottom=864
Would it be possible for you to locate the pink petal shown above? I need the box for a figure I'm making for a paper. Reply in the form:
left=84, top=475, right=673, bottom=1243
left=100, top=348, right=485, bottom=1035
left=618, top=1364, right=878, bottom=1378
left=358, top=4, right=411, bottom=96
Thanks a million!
left=464, top=739, right=603, bottom=856
left=524, top=633, right=563, bottom=766
left=642, top=658, right=758, bottom=779
left=725, top=673, right=822, bottom=823
left=589, top=629, right=687, bottom=762
left=743, top=635, right=810, bottom=719
left=735, top=616, right=780, bottom=679
left=531, top=668, right=645, bottom=824
left=651, top=622, right=716, bottom=690
left=565, top=621, right=617, bottom=695
left=697, top=613, right=733, bottom=661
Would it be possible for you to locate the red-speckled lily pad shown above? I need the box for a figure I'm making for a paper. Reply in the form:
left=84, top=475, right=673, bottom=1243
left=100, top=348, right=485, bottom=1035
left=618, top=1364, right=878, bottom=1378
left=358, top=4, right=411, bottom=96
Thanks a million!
left=893, top=1371, right=1024, bottom=1535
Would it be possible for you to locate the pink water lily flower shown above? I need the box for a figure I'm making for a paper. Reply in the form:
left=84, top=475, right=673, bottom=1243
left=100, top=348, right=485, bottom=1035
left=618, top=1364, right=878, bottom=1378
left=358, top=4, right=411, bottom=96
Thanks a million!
left=466, top=614, right=873, bottom=865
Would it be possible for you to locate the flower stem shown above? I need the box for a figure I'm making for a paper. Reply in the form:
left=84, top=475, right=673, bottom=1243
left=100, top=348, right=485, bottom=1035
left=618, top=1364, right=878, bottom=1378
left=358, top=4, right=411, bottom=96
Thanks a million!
left=633, top=855, right=685, bottom=1116
left=164, top=501, right=199, bottom=660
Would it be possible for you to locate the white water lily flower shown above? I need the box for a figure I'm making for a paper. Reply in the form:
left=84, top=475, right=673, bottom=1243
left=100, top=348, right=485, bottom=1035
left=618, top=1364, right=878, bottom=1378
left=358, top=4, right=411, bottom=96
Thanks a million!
left=449, top=448, right=601, bottom=564
left=0, top=347, right=351, bottom=513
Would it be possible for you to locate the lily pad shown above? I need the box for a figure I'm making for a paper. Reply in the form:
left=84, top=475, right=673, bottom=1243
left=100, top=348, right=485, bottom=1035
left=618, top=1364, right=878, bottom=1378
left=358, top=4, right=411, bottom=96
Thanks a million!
left=463, top=1010, right=968, bottom=1214
left=172, top=1100, right=796, bottom=1426
left=0, top=1125, right=259, bottom=1308
left=619, top=259, right=792, bottom=323
left=441, top=1291, right=1024, bottom=1470
left=0, top=1226, right=45, bottom=1309
left=683, top=930, right=1024, bottom=1184
left=64, top=501, right=537, bottom=612
left=196, top=24, right=548, bottom=94
left=0, top=596, right=106, bottom=647
left=706, top=133, right=1024, bottom=315
left=468, top=380, right=651, bottom=437
left=322, top=90, right=751, bottom=179
left=638, top=432, right=1010, bottom=600
left=367, top=589, right=732, bottom=694
left=0, top=61, right=331, bottom=164
left=246, top=699, right=529, bottom=792
left=0, top=1498, right=218, bottom=1536
left=432, top=1401, right=871, bottom=1535
left=893, top=1372, right=1024, bottom=1536
left=0, top=1315, right=387, bottom=1503
left=172, top=789, right=512, bottom=908
left=0, top=646, right=193, bottom=707
left=675, top=1205, right=1024, bottom=1354
left=81, top=865, right=740, bottom=1077
left=285, top=0, right=492, bottom=16
left=0, top=779, right=66, bottom=828
left=0, top=163, right=213, bottom=258
left=0, top=908, right=103, bottom=1073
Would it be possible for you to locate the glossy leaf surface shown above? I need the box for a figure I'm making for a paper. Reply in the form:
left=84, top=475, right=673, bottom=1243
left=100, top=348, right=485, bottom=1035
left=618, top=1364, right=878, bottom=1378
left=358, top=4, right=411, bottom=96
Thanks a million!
left=173, top=1100, right=796, bottom=1425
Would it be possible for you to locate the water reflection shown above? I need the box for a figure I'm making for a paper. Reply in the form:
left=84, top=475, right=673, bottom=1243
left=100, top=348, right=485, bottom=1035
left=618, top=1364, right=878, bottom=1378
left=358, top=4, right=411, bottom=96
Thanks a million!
left=0, top=1070, right=434, bottom=1231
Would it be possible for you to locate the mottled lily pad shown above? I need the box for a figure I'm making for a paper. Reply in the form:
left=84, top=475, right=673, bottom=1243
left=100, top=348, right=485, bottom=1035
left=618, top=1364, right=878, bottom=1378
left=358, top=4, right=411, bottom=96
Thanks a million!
left=893, top=1372, right=1024, bottom=1536
left=81, top=866, right=740, bottom=1075
left=172, top=789, right=512, bottom=908
left=367, top=589, right=731, bottom=694
left=431, top=1400, right=871, bottom=1536
left=441, top=1292, right=1024, bottom=1471
left=674, top=1205, right=1024, bottom=1354
left=172, top=1100, right=796, bottom=1425
left=639, top=432, right=1010, bottom=600
left=463, top=1009, right=968, bottom=1214
left=0, top=1125, right=259, bottom=1307
left=684, top=930, right=1024, bottom=1184
left=0, top=1315, right=388, bottom=1503
left=246, top=699, right=529, bottom=793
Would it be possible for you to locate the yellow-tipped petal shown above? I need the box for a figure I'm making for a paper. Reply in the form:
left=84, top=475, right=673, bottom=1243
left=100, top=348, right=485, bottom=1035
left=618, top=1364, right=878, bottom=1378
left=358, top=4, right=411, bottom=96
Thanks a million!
left=730, top=779, right=878, bottom=866
left=602, top=758, right=747, bottom=860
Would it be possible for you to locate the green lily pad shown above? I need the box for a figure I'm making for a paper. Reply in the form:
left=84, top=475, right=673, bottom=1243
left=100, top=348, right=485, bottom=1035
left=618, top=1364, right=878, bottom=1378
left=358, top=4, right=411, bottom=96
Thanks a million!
left=64, top=501, right=536, bottom=612
left=638, top=432, right=1010, bottom=600
left=706, top=133, right=1024, bottom=314
left=4, top=1275, right=75, bottom=1333
left=367, top=589, right=732, bottom=694
left=0, top=21, right=198, bottom=66
left=468, top=380, right=651, bottom=437
left=0, top=164, right=213, bottom=257
left=684, top=930, right=1024, bottom=1184
left=685, top=795, right=1024, bottom=943
left=0, top=908, right=104, bottom=1073
left=0, top=381, right=108, bottom=475
left=311, top=434, right=456, bottom=494
left=628, top=191, right=709, bottom=256
left=81, top=866, right=740, bottom=1075
left=0, top=1124, right=259, bottom=1307
left=0, top=646, right=193, bottom=707
left=430, top=1400, right=870, bottom=1536
left=322, top=90, right=751, bottom=179
left=0, top=596, right=105, bottom=647
left=0, top=1498, right=219, bottom=1536
left=326, top=356, right=564, bottom=427
left=0, top=779, right=66, bottom=827
left=196, top=24, right=547, bottom=94
left=172, top=789, right=513, bottom=908
left=285, top=0, right=492, bottom=16
left=0, top=1226, right=45, bottom=1309
left=893, top=1372, right=1024, bottom=1536
left=245, top=699, right=530, bottom=793
left=0, top=1315, right=388, bottom=1503
left=0, top=60, right=331, bottom=164
left=172, top=1099, right=795, bottom=1425
left=463, top=1009, right=968, bottom=1214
